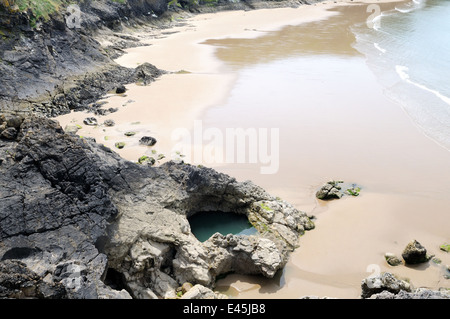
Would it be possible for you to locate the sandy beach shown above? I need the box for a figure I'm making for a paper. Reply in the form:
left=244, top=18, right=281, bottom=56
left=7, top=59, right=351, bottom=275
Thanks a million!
left=55, top=1, right=343, bottom=163
left=55, top=0, right=450, bottom=298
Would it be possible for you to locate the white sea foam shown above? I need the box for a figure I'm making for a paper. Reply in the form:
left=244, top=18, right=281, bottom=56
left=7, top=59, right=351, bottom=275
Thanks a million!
left=396, top=65, right=450, bottom=106
left=395, top=6, right=415, bottom=13
left=372, top=14, right=382, bottom=31
left=373, top=43, right=386, bottom=53
left=354, top=0, right=450, bottom=151
left=395, top=0, right=426, bottom=13
left=395, top=65, right=410, bottom=80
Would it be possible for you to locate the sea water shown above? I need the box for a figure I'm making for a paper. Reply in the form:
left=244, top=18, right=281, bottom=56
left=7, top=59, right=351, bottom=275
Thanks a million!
left=188, top=211, right=257, bottom=242
left=352, top=0, right=450, bottom=151
left=198, top=1, right=450, bottom=297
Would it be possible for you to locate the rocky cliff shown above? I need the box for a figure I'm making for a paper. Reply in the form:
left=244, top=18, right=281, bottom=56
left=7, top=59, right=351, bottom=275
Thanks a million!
left=0, top=0, right=311, bottom=115
left=0, top=0, right=173, bottom=115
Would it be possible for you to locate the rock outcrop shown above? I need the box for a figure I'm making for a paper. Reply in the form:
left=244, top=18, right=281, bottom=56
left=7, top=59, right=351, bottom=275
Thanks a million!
left=361, top=272, right=449, bottom=299
left=368, top=288, right=450, bottom=299
left=0, top=259, right=66, bottom=299
left=361, top=272, right=411, bottom=299
left=0, top=0, right=312, bottom=115
left=402, top=240, right=432, bottom=265
left=384, top=252, right=402, bottom=266
left=315, top=180, right=344, bottom=200
left=0, top=0, right=169, bottom=115
left=0, top=113, right=314, bottom=298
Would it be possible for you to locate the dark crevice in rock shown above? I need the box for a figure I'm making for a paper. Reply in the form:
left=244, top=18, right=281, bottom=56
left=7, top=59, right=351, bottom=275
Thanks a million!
left=1, top=247, right=42, bottom=261
left=103, top=268, right=128, bottom=292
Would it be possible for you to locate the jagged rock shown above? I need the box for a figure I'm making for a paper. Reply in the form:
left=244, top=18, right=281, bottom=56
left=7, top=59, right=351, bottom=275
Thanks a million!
left=104, top=119, right=115, bottom=127
left=134, top=62, right=164, bottom=85
left=94, top=107, right=119, bottom=116
left=0, top=113, right=24, bottom=140
left=115, top=85, right=126, bottom=94
left=64, top=124, right=81, bottom=134
left=374, top=289, right=449, bottom=299
left=0, top=115, right=121, bottom=299
left=0, top=260, right=66, bottom=299
left=180, top=284, right=226, bottom=299
left=115, top=142, right=125, bottom=149
left=385, top=253, right=402, bottom=266
left=138, top=155, right=156, bottom=165
left=139, top=136, right=157, bottom=146
left=0, top=127, right=18, bottom=140
left=83, top=117, right=98, bottom=126
left=0, top=113, right=24, bottom=130
left=0, top=114, right=314, bottom=299
left=402, top=240, right=432, bottom=264
left=315, top=180, right=343, bottom=200
left=181, top=282, right=193, bottom=294
left=367, top=287, right=450, bottom=299
left=361, top=272, right=411, bottom=299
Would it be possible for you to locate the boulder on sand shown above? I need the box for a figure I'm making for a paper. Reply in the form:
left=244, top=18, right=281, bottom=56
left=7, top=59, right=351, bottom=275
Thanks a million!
left=402, top=240, right=432, bottom=264
left=315, top=180, right=344, bottom=200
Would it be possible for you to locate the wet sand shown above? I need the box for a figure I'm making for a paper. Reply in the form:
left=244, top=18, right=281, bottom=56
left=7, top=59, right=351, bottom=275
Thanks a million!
left=55, top=1, right=342, bottom=163
left=55, top=0, right=450, bottom=298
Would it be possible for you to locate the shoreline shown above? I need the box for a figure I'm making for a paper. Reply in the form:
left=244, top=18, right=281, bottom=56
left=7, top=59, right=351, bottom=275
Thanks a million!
left=54, top=0, right=373, bottom=163
left=55, top=0, right=450, bottom=299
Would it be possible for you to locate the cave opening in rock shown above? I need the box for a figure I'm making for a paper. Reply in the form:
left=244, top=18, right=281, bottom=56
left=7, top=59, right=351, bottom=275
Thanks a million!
left=104, top=268, right=128, bottom=292
left=188, top=211, right=257, bottom=242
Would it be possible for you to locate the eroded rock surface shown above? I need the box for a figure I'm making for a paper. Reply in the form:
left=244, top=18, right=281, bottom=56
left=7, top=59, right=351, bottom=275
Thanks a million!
left=361, top=272, right=449, bottom=299
left=315, top=180, right=344, bottom=200
left=0, top=114, right=314, bottom=299
left=361, top=272, right=411, bottom=299
left=402, top=240, right=432, bottom=265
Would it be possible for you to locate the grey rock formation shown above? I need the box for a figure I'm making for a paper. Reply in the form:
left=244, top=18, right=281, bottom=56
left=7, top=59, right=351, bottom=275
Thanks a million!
left=139, top=135, right=157, bottom=146
left=0, top=260, right=66, bottom=299
left=368, top=288, right=450, bottom=299
left=104, top=157, right=314, bottom=298
left=385, top=252, right=402, bottom=266
left=402, top=240, right=432, bottom=264
left=180, top=284, right=226, bottom=299
left=83, top=117, right=98, bottom=126
left=361, top=271, right=449, bottom=299
left=115, top=85, right=127, bottom=94
left=104, top=119, right=115, bottom=127
left=0, top=114, right=314, bottom=299
left=0, top=114, right=127, bottom=299
left=361, top=272, right=411, bottom=299
left=0, top=0, right=168, bottom=114
left=315, top=180, right=344, bottom=200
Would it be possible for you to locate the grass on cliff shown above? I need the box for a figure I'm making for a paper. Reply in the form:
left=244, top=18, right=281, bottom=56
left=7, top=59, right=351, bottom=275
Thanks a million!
left=14, top=0, right=65, bottom=20
left=9, top=0, right=128, bottom=21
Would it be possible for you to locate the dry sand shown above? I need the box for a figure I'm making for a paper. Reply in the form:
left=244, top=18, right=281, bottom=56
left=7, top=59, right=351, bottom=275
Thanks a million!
left=55, top=0, right=450, bottom=298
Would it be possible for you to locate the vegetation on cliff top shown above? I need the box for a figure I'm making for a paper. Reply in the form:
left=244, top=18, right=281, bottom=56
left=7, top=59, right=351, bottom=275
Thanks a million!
left=2, top=0, right=65, bottom=19
left=1, top=0, right=128, bottom=20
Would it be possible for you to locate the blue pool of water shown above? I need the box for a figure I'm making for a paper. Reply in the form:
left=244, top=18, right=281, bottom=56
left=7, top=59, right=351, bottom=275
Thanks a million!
left=188, top=211, right=258, bottom=242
